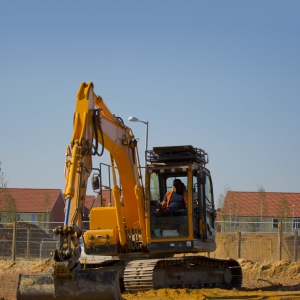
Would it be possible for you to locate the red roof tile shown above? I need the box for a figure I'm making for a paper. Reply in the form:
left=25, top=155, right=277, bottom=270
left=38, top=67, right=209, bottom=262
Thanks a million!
left=0, top=188, right=63, bottom=213
left=84, top=190, right=114, bottom=214
left=222, top=191, right=300, bottom=218
left=84, top=195, right=96, bottom=211
left=0, top=188, right=116, bottom=215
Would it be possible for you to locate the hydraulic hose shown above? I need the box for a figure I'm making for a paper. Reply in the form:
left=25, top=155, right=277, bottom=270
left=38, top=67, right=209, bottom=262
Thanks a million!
left=92, top=109, right=104, bottom=157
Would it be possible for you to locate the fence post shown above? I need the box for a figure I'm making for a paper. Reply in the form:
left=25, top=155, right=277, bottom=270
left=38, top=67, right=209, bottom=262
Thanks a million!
left=237, top=231, right=241, bottom=259
left=278, top=222, right=282, bottom=260
left=12, top=220, right=16, bottom=261
left=294, top=230, right=298, bottom=262
left=27, top=227, right=30, bottom=258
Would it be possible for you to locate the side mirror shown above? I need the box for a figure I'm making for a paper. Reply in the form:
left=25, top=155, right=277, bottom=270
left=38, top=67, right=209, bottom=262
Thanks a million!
left=92, top=175, right=100, bottom=191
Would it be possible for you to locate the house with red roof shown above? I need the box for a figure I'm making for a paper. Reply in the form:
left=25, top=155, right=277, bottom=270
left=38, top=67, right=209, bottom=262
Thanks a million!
left=220, top=191, right=300, bottom=233
left=0, top=188, right=114, bottom=222
left=0, top=188, right=65, bottom=223
left=84, top=190, right=114, bottom=215
left=0, top=187, right=116, bottom=235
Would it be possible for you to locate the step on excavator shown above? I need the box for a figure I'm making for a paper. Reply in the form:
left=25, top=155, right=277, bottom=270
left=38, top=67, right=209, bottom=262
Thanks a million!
left=17, top=82, right=242, bottom=300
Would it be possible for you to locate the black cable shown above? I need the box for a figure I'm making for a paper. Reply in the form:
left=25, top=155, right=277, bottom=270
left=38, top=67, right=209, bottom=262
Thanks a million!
left=91, top=109, right=99, bottom=155
left=96, top=112, right=105, bottom=156
left=91, top=109, right=104, bottom=157
left=115, top=116, right=124, bottom=124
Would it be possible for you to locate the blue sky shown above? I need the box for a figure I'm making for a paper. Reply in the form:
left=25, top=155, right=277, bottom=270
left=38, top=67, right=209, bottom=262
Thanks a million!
left=0, top=1, right=299, bottom=202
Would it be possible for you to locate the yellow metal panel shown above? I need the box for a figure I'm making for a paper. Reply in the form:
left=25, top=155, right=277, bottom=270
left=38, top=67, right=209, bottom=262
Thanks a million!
left=89, top=206, right=118, bottom=230
left=83, top=228, right=119, bottom=246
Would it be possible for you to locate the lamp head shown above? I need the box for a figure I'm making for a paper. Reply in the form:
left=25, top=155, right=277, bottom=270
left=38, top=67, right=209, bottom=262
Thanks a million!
left=128, top=116, right=139, bottom=122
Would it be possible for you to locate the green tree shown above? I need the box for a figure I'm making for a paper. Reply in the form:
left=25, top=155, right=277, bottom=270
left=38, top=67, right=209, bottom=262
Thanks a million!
left=257, top=185, right=268, bottom=231
left=217, top=185, right=234, bottom=232
left=277, top=194, right=289, bottom=233
left=217, top=184, right=231, bottom=210
left=37, top=192, right=51, bottom=229
left=0, top=162, right=17, bottom=222
left=0, top=161, right=7, bottom=188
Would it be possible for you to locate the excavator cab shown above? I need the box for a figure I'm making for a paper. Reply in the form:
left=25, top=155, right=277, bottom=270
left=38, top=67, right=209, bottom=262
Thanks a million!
left=145, top=145, right=217, bottom=253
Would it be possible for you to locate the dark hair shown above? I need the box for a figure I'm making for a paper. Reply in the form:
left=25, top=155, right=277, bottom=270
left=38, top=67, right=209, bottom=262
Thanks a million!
left=173, top=179, right=182, bottom=185
left=181, top=182, right=186, bottom=191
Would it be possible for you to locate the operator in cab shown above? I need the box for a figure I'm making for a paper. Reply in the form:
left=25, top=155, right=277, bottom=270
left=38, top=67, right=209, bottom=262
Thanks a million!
left=160, top=179, right=187, bottom=215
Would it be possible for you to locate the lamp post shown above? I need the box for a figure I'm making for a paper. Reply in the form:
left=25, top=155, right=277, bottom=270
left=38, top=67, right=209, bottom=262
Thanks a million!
left=128, top=116, right=149, bottom=167
left=292, top=205, right=296, bottom=233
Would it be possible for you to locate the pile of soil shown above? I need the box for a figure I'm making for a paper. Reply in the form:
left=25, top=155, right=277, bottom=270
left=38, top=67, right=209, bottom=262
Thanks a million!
left=0, top=258, right=52, bottom=300
left=239, top=258, right=300, bottom=288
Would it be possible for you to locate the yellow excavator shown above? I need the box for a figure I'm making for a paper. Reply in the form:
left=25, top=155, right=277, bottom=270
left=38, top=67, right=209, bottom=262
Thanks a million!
left=17, top=82, right=242, bottom=300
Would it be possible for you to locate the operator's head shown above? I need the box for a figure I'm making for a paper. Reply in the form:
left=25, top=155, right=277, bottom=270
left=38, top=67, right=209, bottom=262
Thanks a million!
left=173, top=179, right=183, bottom=193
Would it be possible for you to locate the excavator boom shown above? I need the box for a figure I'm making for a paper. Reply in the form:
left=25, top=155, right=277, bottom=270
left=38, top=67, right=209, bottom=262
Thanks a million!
left=17, top=83, right=126, bottom=300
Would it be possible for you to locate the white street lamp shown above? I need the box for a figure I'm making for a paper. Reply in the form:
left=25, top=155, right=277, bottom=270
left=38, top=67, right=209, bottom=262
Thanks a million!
left=128, top=116, right=149, bottom=167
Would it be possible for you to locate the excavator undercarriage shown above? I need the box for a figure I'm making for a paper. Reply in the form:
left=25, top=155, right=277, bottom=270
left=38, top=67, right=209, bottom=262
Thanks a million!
left=17, top=255, right=242, bottom=300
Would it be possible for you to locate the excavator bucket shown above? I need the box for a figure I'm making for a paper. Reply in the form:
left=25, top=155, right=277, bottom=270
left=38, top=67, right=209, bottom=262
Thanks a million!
left=17, top=269, right=122, bottom=300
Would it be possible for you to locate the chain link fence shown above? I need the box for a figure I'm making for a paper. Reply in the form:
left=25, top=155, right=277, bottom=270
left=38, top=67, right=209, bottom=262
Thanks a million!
left=0, top=221, right=90, bottom=259
left=213, top=221, right=300, bottom=262
left=1, top=220, right=299, bottom=262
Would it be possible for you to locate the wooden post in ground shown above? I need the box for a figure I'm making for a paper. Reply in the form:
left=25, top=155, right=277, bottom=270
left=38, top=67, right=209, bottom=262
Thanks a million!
left=237, top=231, right=241, bottom=259
left=294, top=230, right=298, bottom=262
left=278, top=222, right=282, bottom=260
left=12, top=220, right=16, bottom=261
left=26, top=227, right=30, bottom=258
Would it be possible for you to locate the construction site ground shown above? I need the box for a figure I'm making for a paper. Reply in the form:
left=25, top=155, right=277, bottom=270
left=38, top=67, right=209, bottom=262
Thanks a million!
left=2, top=233, right=300, bottom=300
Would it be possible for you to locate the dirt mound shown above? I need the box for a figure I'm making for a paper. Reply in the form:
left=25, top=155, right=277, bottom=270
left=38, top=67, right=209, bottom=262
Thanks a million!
left=238, top=258, right=300, bottom=289
left=0, top=222, right=44, bottom=229
left=0, top=258, right=52, bottom=300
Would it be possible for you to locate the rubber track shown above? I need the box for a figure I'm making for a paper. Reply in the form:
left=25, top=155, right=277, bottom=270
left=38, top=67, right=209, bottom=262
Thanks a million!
left=123, top=259, right=158, bottom=292
left=123, top=256, right=242, bottom=292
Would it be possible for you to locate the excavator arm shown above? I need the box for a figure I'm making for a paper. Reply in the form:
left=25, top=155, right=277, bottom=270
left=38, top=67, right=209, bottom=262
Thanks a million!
left=17, top=82, right=144, bottom=300
left=51, top=82, right=95, bottom=276
left=54, top=83, right=146, bottom=260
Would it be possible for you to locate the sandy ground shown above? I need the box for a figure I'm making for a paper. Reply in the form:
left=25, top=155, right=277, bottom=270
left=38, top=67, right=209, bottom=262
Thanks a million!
left=2, top=233, right=300, bottom=299
left=2, top=258, right=300, bottom=300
